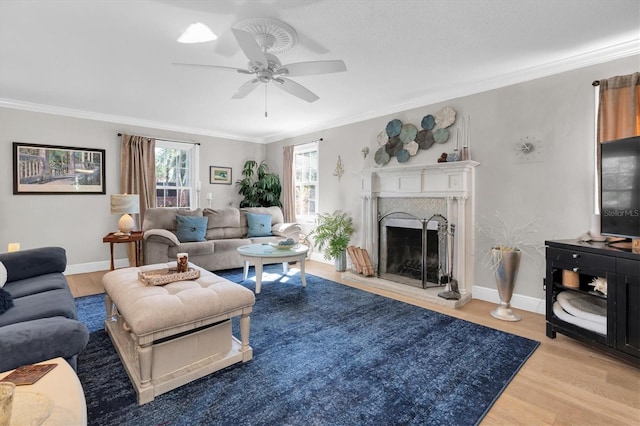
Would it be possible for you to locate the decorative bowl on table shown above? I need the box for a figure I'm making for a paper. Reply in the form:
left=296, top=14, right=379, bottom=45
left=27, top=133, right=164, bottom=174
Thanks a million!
left=269, top=238, right=298, bottom=250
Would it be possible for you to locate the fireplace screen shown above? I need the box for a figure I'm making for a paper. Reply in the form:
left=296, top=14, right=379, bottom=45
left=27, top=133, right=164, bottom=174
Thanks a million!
left=378, top=212, right=448, bottom=288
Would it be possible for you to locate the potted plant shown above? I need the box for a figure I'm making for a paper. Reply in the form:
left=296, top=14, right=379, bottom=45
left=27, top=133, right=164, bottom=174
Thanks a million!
left=477, top=211, right=543, bottom=322
left=309, top=210, right=355, bottom=271
left=235, top=160, right=282, bottom=207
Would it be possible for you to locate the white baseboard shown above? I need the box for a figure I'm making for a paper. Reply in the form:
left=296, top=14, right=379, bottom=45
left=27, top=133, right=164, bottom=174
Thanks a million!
left=472, top=285, right=546, bottom=315
left=64, top=258, right=131, bottom=275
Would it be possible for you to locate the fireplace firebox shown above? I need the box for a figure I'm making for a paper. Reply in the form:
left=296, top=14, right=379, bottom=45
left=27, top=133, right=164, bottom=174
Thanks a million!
left=378, top=212, right=448, bottom=289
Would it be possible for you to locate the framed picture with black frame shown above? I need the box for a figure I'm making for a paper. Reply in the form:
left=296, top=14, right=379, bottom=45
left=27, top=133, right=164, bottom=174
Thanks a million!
left=13, top=142, right=106, bottom=194
left=209, top=166, right=232, bottom=185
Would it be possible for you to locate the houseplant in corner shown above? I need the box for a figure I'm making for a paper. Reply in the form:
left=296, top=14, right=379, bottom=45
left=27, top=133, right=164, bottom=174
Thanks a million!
left=477, top=211, right=543, bottom=322
left=309, top=210, right=355, bottom=272
left=235, top=160, right=282, bottom=207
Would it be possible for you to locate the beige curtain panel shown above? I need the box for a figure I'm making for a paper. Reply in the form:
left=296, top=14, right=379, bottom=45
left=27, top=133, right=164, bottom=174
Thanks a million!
left=282, top=145, right=296, bottom=223
left=597, top=72, right=640, bottom=143
left=120, top=134, right=156, bottom=265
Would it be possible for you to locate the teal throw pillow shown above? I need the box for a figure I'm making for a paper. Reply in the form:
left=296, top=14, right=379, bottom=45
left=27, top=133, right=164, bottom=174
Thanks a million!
left=176, top=215, right=208, bottom=242
left=246, top=213, right=272, bottom=237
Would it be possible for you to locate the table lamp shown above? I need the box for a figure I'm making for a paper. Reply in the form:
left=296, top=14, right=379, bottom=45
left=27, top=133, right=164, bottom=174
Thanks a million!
left=110, top=194, right=140, bottom=236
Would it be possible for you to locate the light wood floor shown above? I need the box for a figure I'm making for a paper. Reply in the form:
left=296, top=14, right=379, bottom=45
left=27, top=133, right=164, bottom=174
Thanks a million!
left=67, top=261, right=640, bottom=425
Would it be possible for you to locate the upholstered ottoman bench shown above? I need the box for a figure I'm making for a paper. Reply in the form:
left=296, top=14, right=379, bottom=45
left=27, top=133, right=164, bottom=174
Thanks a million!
left=102, top=262, right=255, bottom=405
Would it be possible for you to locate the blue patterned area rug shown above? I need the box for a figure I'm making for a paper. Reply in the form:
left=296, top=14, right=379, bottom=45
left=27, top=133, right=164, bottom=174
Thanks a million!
left=76, top=265, right=539, bottom=426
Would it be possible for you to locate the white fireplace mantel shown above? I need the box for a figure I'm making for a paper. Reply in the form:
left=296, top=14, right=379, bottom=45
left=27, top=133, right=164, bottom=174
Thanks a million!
left=360, top=161, right=479, bottom=297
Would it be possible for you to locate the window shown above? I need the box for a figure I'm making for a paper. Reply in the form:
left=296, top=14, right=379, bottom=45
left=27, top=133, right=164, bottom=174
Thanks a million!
left=294, top=143, right=318, bottom=219
left=155, top=140, right=199, bottom=208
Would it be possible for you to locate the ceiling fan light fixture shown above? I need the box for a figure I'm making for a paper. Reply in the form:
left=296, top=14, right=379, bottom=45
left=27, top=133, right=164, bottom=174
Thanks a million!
left=178, top=23, right=217, bottom=43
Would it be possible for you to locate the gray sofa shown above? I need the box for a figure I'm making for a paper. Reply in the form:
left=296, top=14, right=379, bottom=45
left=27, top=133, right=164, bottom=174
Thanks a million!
left=0, top=247, right=90, bottom=372
left=142, top=206, right=301, bottom=271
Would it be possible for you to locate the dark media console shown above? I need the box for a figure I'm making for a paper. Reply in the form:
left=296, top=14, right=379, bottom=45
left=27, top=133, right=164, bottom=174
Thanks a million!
left=545, top=239, right=639, bottom=365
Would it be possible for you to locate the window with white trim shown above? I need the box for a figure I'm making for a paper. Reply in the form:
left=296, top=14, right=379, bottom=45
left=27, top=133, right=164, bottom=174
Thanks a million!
left=294, top=143, right=318, bottom=220
left=155, top=140, right=199, bottom=208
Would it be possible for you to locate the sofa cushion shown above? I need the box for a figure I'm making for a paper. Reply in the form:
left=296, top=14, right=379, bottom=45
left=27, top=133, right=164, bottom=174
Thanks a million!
left=3, top=273, right=69, bottom=299
left=0, top=288, right=78, bottom=327
left=0, top=317, right=89, bottom=373
left=0, top=288, right=13, bottom=314
left=242, top=207, right=285, bottom=225
left=0, top=247, right=66, bottom=284
left=143, top=208, right=203, bottom=232
left=246, top=213, right=272, bottom=237
left=204, top=207, right=241, bottom=229
left=176, top=215, right=208, bottom=242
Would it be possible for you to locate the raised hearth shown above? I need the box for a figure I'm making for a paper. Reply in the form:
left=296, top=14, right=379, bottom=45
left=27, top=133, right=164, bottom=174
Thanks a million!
left=342, top=271, right=471, bottom=309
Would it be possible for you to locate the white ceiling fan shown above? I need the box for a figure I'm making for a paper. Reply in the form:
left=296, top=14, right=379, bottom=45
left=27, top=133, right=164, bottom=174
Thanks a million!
left=174, top=18, right=347, bottom=104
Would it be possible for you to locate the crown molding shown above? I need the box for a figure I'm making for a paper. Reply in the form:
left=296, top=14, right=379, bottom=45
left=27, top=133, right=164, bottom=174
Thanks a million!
left=2, top=38, right=638, bottom=145
left=261, top=38, right=640, bottom=143
left=0, top=99, right=263, bottom=143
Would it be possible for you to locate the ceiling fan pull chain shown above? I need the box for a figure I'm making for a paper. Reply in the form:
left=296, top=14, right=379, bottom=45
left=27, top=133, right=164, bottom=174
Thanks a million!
left=265, top=84, right=268, bottom=118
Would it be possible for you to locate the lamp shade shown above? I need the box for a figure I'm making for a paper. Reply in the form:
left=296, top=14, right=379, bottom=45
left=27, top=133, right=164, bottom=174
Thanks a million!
left=110, top=194, right=140, bottom=215
left=111, top=194, right=140, bottom=235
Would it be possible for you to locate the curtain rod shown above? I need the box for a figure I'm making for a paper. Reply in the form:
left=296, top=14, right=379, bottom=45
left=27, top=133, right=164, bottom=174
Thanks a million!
left=283, top=138, right=323, bottom=149
left=117, top=133, right=200, bottom=145
left=592, top=80, right=600, bottom=86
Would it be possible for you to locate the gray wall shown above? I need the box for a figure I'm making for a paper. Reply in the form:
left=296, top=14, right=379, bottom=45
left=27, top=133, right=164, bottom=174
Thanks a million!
left=266, top=55, right=639, bottom=312
left=1, top=55, right=636, bottom=310
left=0, top=108, right=263, bottom=273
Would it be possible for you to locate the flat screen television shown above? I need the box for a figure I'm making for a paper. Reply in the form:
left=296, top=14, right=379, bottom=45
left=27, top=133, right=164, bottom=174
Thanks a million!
left=600, top=135, right=640, bottom=241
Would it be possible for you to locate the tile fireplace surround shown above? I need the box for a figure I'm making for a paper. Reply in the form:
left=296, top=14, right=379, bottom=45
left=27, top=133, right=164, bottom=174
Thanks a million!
left=353, top=161, right=479, bottom=308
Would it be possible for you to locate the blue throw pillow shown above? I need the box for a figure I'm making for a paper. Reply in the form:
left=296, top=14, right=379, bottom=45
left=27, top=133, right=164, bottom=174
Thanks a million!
left=246, top=213, right=272, bottom=237
left=175, top=215, right=208, bottom=242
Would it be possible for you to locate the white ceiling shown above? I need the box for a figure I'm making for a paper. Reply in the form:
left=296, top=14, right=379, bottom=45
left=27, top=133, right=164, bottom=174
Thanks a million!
left=1, top=0, right=638, bottom=143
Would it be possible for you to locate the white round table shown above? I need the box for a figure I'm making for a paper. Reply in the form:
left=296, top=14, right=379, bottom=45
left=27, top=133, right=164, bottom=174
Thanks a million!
left=237, top=244, right=308, bottom=293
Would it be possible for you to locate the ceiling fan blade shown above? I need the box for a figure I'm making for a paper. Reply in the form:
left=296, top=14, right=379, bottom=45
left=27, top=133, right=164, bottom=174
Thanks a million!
left=231, top=28, right=268, bottom=69
left=273, top=78, right=319, bottom=103
left=232, top=79, right=260, bottom=99
left=278, top=60, right=347, bottom=77
left=172, top=62, right=252, bottom=74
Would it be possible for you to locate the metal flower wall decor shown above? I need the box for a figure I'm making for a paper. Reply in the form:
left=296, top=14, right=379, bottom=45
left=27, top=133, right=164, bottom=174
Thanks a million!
left=374, top=106, right=457, bottom=166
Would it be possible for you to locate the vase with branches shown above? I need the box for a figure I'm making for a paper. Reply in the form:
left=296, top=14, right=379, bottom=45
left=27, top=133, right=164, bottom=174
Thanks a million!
left=477, top=211, right=544, bottom=321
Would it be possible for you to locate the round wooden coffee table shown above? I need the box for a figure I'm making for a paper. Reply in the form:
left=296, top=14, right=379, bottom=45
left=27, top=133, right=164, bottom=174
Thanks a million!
left=237, top=244, right=308, bottom=293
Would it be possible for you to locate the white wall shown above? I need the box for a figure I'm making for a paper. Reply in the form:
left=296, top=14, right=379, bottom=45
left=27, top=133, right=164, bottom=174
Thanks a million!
left=266, top=55, right=639, bottom=311
left=0, top=108, right=263, bottom=273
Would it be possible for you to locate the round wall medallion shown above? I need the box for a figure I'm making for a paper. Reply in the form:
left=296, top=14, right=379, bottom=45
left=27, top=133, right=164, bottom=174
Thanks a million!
left=386, top=119, right=402, bottom=137
left=416, top=130, right=435, bottom=149
left=435, top=106, right=456, bottom=128
left=374, top=147, right=390, bottom=165
left=421, top=115, right=435, bottom=130
left=397, top=149, right=410, bottom=163
left=400, top=123, right=418, bottom=144
left=377, top=130, right=388, bottom=146
left=385, top=136, right=403, bottom=156
left=405, top=141, right=419, bottom=156
left=434, top=128, right=449, bottom=144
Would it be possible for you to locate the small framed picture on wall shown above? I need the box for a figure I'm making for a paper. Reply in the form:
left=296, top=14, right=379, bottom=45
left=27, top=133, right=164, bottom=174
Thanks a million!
left=210, top=166, right=232, bottom=185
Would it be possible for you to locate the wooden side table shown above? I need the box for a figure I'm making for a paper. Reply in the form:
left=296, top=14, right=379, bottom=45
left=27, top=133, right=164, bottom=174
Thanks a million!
left=103, top=231, right=143, bottom=270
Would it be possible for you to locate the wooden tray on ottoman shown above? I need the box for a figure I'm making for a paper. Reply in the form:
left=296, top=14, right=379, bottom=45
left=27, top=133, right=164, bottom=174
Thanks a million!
left=138, top=267, right=200, bottom=286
